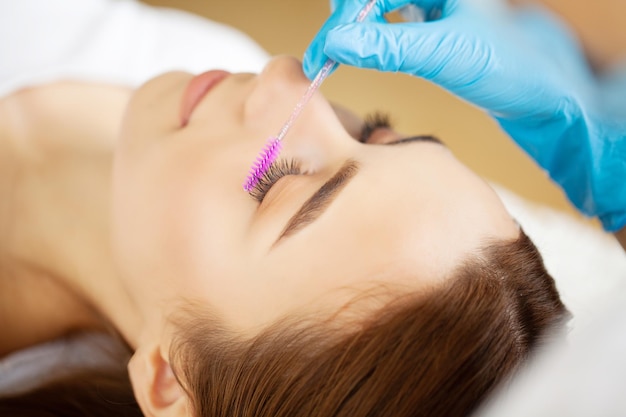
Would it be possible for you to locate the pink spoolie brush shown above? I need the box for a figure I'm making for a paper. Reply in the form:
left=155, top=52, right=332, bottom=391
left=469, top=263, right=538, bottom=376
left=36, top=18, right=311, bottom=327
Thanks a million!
left=243, top=0, right=378, bottom=192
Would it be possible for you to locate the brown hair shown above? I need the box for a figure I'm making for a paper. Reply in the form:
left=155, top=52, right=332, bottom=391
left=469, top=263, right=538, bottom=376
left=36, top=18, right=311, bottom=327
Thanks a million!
left=171, top=230, right=569, bottom=417
left=0, top=231, right=568, bottom=416
left=0, top=369, right=141, bottom=416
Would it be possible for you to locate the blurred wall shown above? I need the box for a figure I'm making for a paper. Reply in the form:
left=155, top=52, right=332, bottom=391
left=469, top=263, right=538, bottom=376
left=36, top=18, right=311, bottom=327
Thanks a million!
left=142, top=0, right=591, bottom=223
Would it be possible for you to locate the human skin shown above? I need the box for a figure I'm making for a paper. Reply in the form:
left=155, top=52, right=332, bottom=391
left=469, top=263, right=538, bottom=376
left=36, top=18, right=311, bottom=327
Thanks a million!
left=1, top=55, right=518, bottom=414
left=112, top=56, right=519, bottom=336
left=112, top=55, right=519, bottom=414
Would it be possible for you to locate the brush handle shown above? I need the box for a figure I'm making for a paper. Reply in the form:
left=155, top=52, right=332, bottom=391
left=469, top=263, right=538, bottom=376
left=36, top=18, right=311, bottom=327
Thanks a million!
left=275, top=58, right=337, bottom=141
left=275, top=0, right=378, bottom=142
left=243, top=0, right=378, bottom=192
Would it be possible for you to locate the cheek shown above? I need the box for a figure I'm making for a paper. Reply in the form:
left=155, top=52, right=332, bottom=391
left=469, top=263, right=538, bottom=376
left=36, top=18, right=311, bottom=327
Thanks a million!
left=111, top=141, right=252, bottom=287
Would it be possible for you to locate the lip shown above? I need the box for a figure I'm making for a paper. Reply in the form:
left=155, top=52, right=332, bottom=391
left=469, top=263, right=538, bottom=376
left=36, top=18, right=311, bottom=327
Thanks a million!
left=180, top=69, right=231, bottom=127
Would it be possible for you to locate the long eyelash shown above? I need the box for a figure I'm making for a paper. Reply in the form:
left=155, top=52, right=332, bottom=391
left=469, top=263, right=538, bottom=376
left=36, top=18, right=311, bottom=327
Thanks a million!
left=248, top=158, right=302, bottom=203
left=359, top=111, right=393, bottom=143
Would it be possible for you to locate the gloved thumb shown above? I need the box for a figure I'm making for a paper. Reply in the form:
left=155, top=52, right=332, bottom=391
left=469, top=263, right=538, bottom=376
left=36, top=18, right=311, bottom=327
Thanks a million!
left=323, top=9, right=572, bottom=120
left=323, top=20, right=461, bottom=79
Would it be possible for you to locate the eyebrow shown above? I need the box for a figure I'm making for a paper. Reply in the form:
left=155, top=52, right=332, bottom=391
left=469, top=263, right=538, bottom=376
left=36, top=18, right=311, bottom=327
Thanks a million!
left=385, top=135, right=444, bottom=147
left=274, top=159, right=359, bottom=246
left=272, top=135, right=443, bottom=247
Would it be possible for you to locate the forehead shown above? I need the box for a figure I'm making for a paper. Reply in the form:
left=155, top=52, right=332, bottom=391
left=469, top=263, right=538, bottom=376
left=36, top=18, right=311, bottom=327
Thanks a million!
left=160, top=141, right=518, bottom=333
left=261, top=142, right=517, bottom=300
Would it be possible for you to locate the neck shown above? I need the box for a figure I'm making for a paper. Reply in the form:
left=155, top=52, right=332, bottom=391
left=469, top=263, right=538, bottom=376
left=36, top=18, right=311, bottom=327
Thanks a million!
left=1, top=81, right=144, bottom=352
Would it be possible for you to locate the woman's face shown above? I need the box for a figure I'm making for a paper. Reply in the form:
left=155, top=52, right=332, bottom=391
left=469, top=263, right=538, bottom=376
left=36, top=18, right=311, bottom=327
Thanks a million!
left=112, top=56, right=518, bottom=332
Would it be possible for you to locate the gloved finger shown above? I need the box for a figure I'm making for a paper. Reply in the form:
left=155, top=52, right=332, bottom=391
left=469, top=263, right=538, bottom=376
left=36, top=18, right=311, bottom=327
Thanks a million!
left=333, top=0, right=458, bottom=20
left=304, top=0, right=458, bottom=79
left=330, top=0, right=426, bottom=22
left=377, top=0, right=459, bottom=19
left=305, top=0, right=381, bottom=79
left=322, top=19, right=483, bottom=90
left=304, top=0, right=388, bottom=79
left=364, top=0, right=457, bottom=17
left=324, top=14, right=567, bottom=119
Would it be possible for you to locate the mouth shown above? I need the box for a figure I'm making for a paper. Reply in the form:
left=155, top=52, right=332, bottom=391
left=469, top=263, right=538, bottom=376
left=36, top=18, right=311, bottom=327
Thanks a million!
left=180, top=70, right=231, bottom=127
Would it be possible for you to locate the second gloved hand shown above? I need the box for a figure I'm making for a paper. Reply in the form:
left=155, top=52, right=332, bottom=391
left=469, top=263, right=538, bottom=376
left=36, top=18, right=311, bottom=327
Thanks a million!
left=303, top=0, right=626, bottom=232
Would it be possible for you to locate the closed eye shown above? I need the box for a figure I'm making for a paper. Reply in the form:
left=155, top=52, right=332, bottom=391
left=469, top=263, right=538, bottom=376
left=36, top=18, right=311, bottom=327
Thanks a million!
left=248, top=158, right=303, bottom=203
left=272, top=135, right=446, bottom=247
left=359, top=111, right=392, bottom=143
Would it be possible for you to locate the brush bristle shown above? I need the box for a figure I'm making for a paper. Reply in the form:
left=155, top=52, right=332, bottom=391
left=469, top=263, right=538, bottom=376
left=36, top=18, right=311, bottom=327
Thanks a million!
left=243, top=137, right=283, bottom=192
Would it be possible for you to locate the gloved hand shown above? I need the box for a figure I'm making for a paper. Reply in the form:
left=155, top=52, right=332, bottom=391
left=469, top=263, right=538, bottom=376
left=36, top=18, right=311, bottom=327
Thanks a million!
left=303, top=0, right=626, bottom=232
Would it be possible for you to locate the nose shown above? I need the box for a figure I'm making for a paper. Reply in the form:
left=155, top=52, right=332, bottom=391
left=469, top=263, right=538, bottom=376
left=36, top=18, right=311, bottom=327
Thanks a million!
left=242, top=55, right=355, bottom=176
left=244, top=56, right=312, bottom=122
left=259, top=55, right=310, bottom=88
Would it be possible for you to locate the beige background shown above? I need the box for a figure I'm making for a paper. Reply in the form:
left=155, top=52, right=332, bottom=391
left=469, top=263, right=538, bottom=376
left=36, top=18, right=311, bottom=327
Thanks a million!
left=142, top=0, right=592, bottom=224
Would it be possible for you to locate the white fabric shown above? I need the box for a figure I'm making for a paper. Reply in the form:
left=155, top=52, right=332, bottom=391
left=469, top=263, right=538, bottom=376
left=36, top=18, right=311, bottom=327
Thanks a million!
left=0, top=0, right=269, bottom=96
left=0, top=332, right=126, bottom=397
left=477, top=297, right=626, bottom=417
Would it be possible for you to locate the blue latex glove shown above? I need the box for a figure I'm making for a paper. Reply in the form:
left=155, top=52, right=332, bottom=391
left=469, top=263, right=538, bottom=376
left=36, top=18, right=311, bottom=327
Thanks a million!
left=303, top=0, right=626, bottom=232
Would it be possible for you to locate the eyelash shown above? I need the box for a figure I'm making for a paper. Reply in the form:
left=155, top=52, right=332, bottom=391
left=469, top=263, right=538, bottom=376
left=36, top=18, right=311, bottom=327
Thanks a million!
left=248, top=158, right=303, bottom=203
left=359, top=111, right=392, bottom=143
left=248, top=111, right=391, bottom=202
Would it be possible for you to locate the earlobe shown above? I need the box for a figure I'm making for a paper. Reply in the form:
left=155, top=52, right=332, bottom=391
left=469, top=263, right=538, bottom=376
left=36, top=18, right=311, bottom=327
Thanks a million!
left=128, top=344, right=188, bottom=417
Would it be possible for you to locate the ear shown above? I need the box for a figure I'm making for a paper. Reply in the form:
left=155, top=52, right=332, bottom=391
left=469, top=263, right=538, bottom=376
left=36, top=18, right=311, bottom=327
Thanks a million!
left=128, top=343, right=189, bottom=417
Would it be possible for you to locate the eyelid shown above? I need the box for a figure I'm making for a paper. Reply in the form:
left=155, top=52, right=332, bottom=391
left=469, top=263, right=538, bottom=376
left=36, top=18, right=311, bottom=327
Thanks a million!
left=247, top=158, right=302, bottom=203
left=359, top=111, right=392, bottom=143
